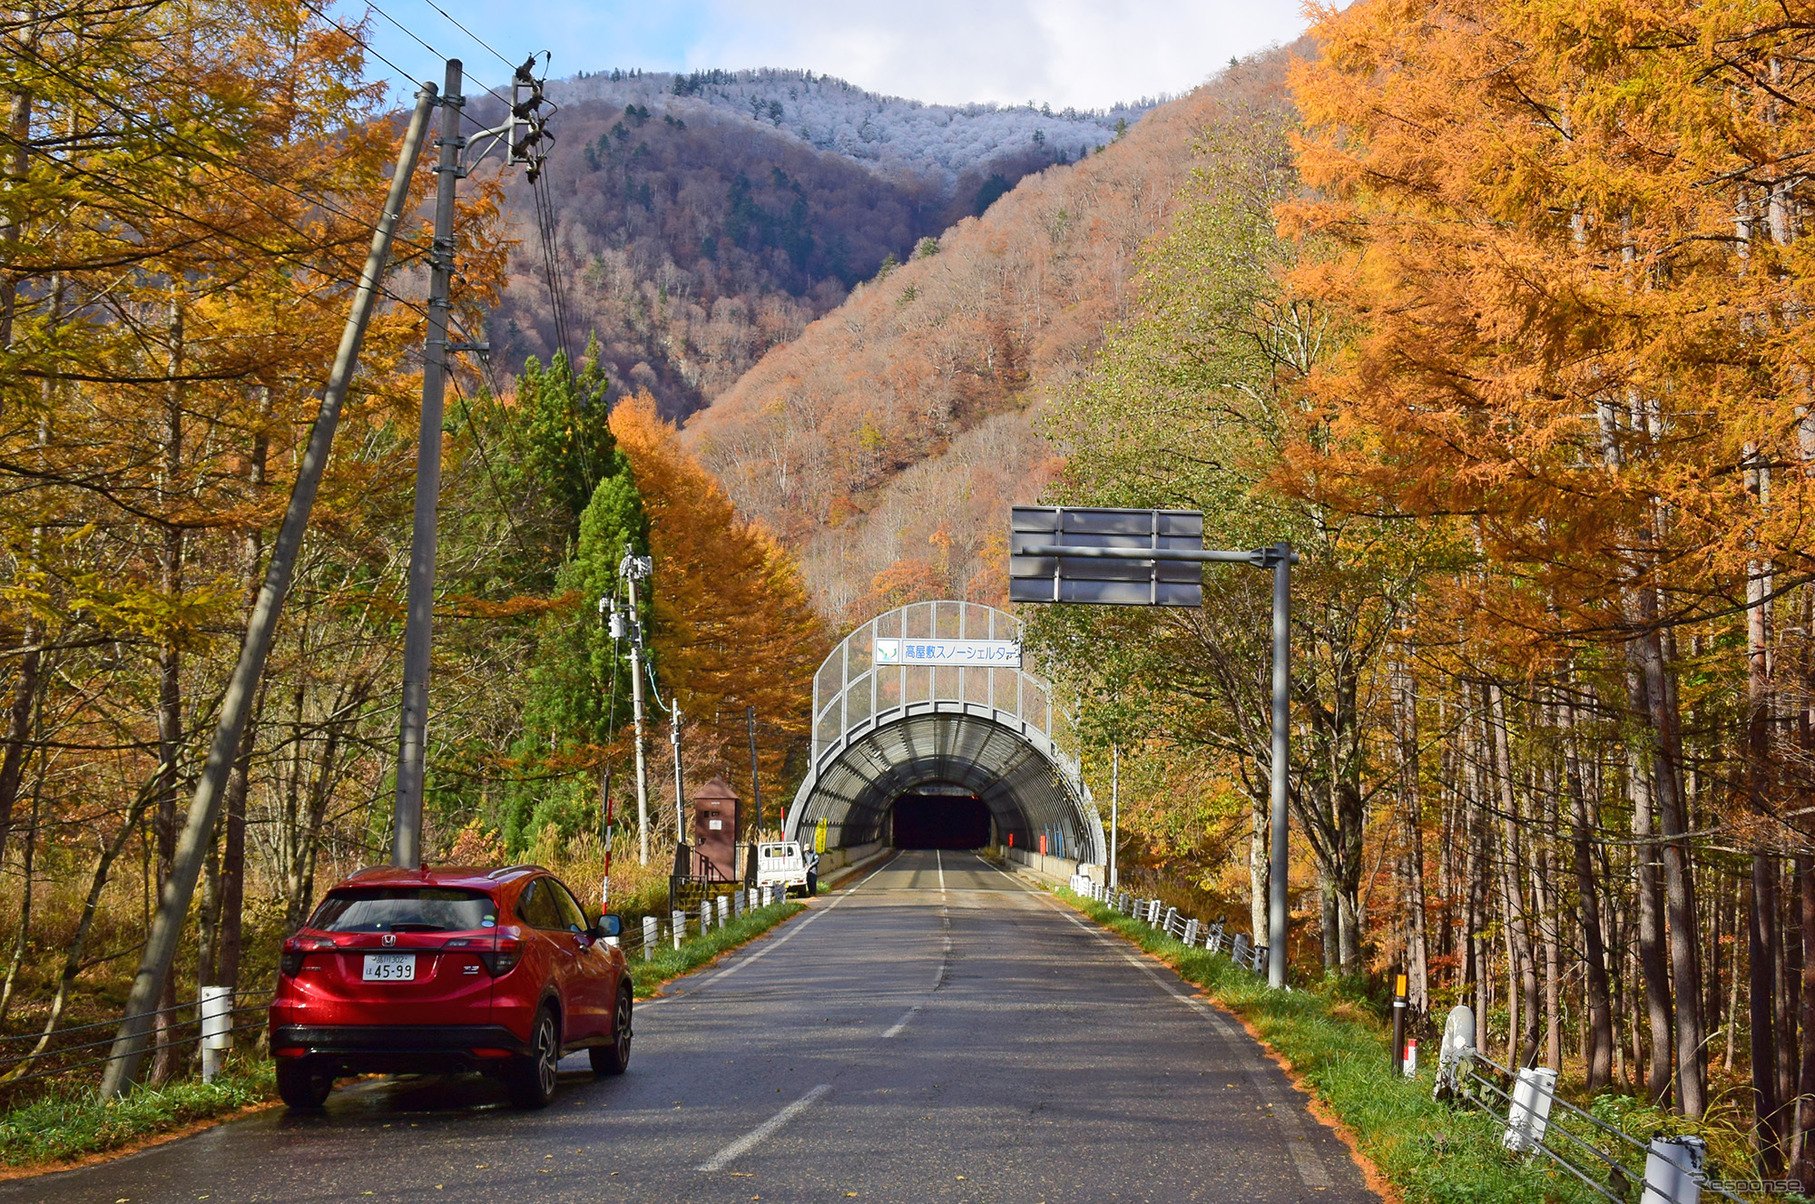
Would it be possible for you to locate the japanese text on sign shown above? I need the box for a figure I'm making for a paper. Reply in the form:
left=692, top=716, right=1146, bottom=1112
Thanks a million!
left=873, top=638, right=1021, bottom=667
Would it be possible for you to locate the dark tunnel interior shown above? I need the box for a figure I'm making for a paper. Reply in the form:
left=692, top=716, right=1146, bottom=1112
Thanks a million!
left=890, top=793, right=992, bottom=849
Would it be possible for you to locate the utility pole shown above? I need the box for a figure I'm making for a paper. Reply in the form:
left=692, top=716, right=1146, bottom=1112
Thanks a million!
left=746, top=705, right=762, bottom=833
left=392, top=58, right=463, bottom=870
left=1267, top=541, right=1291, bottom=990
left=623, top=554, right=652, bottom=864
left=388, top=55, right=549, bottom=868
left=1109, top=742, right=1119, bottom=893
left=101, top=81, right=441, bottom=1097
left=670, top=697, right=685, bottom=834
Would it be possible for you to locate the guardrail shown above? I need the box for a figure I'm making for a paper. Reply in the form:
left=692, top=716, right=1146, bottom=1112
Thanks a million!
left=0, top=992, right=273, bottom=1093
left=1432, top=1005, right=1762, bottom=1204
left=1068, top=875, right=1269, bottom=978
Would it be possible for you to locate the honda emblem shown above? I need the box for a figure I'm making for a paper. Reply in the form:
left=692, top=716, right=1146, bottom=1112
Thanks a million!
left=382, top=933, right=396, bottom=946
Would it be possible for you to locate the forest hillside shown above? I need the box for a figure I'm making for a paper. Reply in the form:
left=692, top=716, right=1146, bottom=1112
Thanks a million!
left=681, top=49, right=1300, bottom=622
left=478, top=69, right=1144, bottom=419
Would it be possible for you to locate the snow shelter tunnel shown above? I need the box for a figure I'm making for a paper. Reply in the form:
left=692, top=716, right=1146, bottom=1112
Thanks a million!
left=782, top=601, right=1103, bottom=862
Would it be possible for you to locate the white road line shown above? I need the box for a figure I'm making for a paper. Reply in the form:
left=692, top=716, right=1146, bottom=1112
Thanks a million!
left=700, top=852, right=896, bottom=985
left=936, top=848, right=946, bottom=897
left=695, top=1083, right=831, bottom=1172
left=883, top=1006, right=920, bottom=1038
left=1248, top=1071, right=1334, bottom=1188
left=929, top=934, right=953, bottom=991
left=1007, top=857, right=1334, bottom=1192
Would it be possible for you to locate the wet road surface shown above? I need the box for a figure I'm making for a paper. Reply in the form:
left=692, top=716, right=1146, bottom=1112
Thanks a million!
left=8, top=850, right=1379, bottom=1203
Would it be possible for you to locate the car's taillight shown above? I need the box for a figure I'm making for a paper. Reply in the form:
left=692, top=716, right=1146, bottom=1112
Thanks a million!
left=480, top=934, right=523, bottom=976
left=280, top=935, right=336, bottom=976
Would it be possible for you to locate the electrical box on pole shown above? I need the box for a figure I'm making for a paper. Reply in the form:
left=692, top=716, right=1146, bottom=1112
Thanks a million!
left=1007, top=505, right=1297, bottom=989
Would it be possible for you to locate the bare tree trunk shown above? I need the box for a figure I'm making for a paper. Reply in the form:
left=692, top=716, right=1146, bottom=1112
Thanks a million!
left=150, top=300, right=186, bottom=1085
left=1637, top=627, right=1706, bottom=1117
left=1794, top=855, right=1815, bottom=1188
left=1631, top=739, right=1674, bottom=1106
left=206, top=401, right=270, bottom=991
left=0, top=754, right=43, bottom=1022
left=1781, top=859, right=1801, bottom=1151
left=1395, top=660, right=1429, bottom=1015
left=1249, top=792, right=1268, bottom=952
left=0, top=5, right=36, bottom=369
left=1755, top=852, right=1785, bottom=1172
left=1563, top=696, right=1613, bottom=1089
left=1488, top=685, right=1541, bottom=1067
left=1727, top=872, right=1745, bottom=1075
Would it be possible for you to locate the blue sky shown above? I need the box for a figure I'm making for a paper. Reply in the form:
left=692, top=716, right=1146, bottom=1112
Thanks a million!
left=336, top=1, right=1313, bottom=111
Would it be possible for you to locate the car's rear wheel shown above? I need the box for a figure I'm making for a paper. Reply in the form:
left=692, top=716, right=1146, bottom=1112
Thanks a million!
left=275, top=1057, right=335, bottom=1109
left=590, top=987, right=633, bottom=1076
left=506, top=1007, right=560, bottom=1109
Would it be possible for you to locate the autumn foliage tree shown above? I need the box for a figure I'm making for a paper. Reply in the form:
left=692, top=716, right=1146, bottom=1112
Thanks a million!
left=612, top=392, right=828, bottom=818
left=1279, top=0, right=1815, bottom=1163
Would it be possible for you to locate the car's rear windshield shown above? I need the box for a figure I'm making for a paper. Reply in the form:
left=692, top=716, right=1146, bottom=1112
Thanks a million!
left=308, top=887, right=496, bottom=933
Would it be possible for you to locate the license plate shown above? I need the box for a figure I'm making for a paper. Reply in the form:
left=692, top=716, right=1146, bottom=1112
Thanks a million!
left=362, top=953, right=415, bottom=982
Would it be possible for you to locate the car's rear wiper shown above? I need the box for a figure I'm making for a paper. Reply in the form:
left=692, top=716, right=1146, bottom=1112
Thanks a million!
left=387, top=923, right=447, bottom=932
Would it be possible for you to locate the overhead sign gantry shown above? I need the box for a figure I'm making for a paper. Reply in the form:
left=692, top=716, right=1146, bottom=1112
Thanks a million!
left=1009, top=505, right=1296, bottom=990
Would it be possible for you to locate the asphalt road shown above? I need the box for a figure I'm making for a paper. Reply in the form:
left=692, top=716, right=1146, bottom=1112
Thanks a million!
left=9, top=850, right=1380, bottom=1204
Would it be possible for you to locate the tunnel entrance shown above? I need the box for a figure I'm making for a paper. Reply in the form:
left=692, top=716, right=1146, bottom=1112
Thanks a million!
left=892, top=793, right=991, bottom=850
left=785, top=600, right=1104, bottom=863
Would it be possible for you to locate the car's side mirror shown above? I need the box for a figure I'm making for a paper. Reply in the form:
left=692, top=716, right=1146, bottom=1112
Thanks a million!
left=595, top=913, right=622, bottom=939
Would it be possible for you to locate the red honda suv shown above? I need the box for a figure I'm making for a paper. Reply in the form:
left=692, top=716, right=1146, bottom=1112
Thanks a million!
left=269, top=864, right=632, bottom=1110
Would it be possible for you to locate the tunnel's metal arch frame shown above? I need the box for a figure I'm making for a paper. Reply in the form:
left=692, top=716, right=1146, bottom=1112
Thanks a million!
left=784, top=601, right=1104, bottom=863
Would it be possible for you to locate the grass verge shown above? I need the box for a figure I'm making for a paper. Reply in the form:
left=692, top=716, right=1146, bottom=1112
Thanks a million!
left=629, top=899, right=804, bottom=999
left=1056, top=887, right=1622, bottom=1204
left=0, top=1059, right=274, bottom=1170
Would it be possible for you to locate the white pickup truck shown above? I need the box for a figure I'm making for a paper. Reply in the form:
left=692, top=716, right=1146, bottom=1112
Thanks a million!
left=756, top=841, right=815, bottom=896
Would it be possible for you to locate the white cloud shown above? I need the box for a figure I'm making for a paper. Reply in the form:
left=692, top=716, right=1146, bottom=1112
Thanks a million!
left=681, top=0, right=1310, bottom=109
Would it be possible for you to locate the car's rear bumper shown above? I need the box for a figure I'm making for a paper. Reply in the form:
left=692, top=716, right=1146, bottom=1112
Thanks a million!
left=271, top=1024, right=529, bottom=1074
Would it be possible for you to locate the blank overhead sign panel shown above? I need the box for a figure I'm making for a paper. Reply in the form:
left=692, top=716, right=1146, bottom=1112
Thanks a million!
left=1009, top=506, right=1206, bottom=607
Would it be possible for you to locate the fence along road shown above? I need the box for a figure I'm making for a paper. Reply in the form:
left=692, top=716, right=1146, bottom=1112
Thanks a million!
left=9, top=850, right=1378, bottom=1204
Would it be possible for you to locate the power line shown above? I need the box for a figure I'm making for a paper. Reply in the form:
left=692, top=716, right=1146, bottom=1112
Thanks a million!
left=415, top=0, right=519, bottom=73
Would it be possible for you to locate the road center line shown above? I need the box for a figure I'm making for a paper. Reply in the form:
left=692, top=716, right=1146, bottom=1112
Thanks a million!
left=643, top=854, right=901, bottom=1006
left=883, top=1006, right=920, bottom=1038
left=695, top=1083, right=832, bottom=1172
left=936, top=848, right=946, bottom=898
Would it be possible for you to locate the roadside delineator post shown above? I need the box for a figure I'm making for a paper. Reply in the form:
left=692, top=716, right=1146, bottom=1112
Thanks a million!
left=1391, top=971, right=1409, bottom=1077
left=200, top=986, right=232, bottom=1083
left=1642, top=1135, right=1705, bottom=1204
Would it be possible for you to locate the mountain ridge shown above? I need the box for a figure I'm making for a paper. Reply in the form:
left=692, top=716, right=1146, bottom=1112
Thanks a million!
left=678, top=47, right=1303, bottom=622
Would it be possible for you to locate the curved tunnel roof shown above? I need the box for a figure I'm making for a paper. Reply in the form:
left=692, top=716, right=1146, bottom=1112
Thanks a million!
left=784, top=601, right=1103, bottom=863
